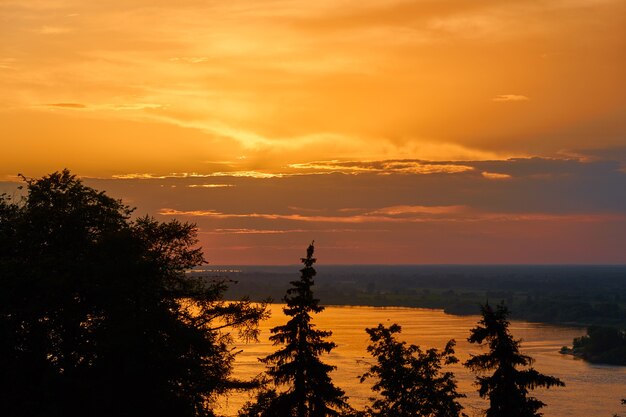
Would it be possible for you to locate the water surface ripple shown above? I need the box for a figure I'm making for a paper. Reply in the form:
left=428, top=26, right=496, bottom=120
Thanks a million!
left=219, top=305, right=626, bottom=417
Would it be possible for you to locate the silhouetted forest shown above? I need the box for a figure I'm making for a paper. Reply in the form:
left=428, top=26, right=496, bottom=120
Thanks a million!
left=2, top=171, right=621, bottom=416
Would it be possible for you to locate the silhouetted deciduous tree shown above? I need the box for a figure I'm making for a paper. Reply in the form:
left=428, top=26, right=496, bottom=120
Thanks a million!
left=241, top=242, right=350, bottom=417
left=465, top=303, right=564, bottom=417
left=360, top=323, right=466, bottom=417
left=0, top=170, right=267, bottom=417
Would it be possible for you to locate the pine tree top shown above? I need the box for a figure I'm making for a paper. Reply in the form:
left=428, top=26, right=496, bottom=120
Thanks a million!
left=284, top=241, right=323, bottom=315
left=257, top=242, right=350, bottom=416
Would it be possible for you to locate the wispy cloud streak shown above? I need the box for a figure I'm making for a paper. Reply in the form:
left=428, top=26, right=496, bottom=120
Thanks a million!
left=159, top=207, right=626, bottom=224
left=492, top=95, right=530, bottom=102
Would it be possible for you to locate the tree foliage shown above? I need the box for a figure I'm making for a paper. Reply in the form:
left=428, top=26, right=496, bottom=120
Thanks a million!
left=242, top=242, right=350, bottom=417
left=0, top=170, right=267, bottom=417
left=360, top=324, right=465, bottom=417
left=570, top=326, right=626, bottom=365
left=464, top=303, right=564, bottom=417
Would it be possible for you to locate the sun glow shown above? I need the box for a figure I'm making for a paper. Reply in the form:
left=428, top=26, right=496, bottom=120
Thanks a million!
left=1, top=0, right=625, bottom=263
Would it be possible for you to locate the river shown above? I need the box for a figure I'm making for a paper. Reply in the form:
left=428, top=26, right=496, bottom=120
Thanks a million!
left=217, top=304, right=626, bottom=416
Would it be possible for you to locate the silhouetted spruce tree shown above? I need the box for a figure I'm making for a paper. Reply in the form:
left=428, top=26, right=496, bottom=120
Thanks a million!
left=360, top=324, right=466, bottom=417
left=244, top=242, right=350, bottom=417
left=0, top=170, right=267, bottom=417
left=464, top=303, right=564, bottom=417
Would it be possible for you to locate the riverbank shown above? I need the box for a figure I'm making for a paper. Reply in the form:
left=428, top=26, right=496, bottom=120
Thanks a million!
left=216, top=264, right=626, bottom=329
left=559, top=326, right=626, bottom=366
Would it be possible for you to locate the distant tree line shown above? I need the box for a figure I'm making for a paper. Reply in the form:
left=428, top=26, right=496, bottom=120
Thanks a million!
left=1, top=171, right=571, bottom=416
left=223, top=265, right=626, bottom=328
left=561, top=326, right=626, bottom=366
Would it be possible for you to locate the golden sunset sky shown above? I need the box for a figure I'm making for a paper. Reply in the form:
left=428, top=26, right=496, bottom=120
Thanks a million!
left=1, top=0, right=625, bottom=263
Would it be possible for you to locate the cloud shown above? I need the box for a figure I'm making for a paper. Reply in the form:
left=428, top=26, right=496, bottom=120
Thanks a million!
left=560, top=146, right=626, bottom=164
left=104, top=103, right=164, bottom=111
left=111, top=173, right=170, bottom=179
left=111, top=171, right=282, bottom=180
left=169, top=57, right=209, bottom=64
left=201, top=227, right=391, bottom=235
left=45, top=103, right=87, bottom=109
left=492, top=94, right=530, bottom=102
left=208, top=171, right=284, bottom=178
left=108, top=160, right=475, bottom=180
left=159, top=205, right=625, bottom=224
left=159, top=209, right=354, bottom=222
left=0, top=58, right=17, bottom=70
left=2, top=0, right=624, bottom=173
left=368, top=205, right=467, bottom=215
left=5, top=154, right=626, bottom=263
left=93, top=157, right=626, bottom=220
left=482, top=171, right=512, bottom=180
left=187, top=184, right=234, bottom=188
left=41, top=102, right=163, bottom=111
left=287, top=206, right=326, bottom=213
left=288, top=160, right=475, bottom=175
left=204, top=228, right=305, bottom=234
left=157, top=207, right=469, bottom=223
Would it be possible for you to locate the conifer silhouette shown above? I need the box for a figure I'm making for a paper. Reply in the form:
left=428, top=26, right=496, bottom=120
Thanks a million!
left=465, top=303, right=564, bottom=417
left=247, top=242, right=350, bottom=417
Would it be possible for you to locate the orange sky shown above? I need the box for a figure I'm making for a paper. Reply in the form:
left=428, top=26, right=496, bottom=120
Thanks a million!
left=1, top=0, right=625, bottom=263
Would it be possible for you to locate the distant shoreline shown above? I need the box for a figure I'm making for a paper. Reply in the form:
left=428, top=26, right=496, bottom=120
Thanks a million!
left=214, top=264, right=626, bottom=330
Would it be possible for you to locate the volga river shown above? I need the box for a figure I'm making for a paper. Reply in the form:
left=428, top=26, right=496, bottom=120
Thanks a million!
left=217, top=305, right=626, bottom=416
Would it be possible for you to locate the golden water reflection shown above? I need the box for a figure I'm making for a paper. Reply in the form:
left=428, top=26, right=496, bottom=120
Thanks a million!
left=218, top=305, right=626, bottom=416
